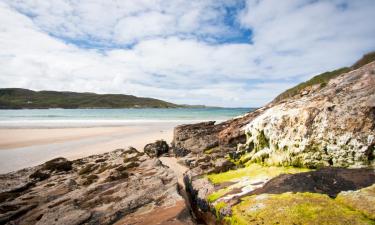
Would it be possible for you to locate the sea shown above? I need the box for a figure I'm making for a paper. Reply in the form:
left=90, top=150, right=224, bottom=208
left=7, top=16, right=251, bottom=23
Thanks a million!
left=0, top=108, right=253, bottom=128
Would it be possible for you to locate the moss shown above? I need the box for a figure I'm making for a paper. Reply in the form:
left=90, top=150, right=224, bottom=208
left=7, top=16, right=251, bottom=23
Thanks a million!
left=238, top=152, right=253, bottom=165
left=230, top=192, right=374, bottom=225
left=290, top=155, right=304, bottom=167
left=204, top=147, right=219, bottom=154
left=208, top=187, right=231, bottom=202
left=255, top=130, right=269, bottom=151
left=214, top=201, right=227, bottom=219
left=336, top=184, right=375, bottom=220
left=225, top=154, right=242, bottom=166
left=207, top=163, right=310, bottom=184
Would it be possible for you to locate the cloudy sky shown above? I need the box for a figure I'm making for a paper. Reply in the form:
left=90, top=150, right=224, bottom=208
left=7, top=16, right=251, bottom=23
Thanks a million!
left=0, top=0, right=374, bottom=107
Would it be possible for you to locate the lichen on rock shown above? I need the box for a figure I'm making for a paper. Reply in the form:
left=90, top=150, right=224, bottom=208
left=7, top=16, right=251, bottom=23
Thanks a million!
left=237, top=62, right=375, bottom=168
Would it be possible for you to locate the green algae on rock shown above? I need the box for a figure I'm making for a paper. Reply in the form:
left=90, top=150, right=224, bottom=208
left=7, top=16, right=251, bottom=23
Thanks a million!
left=205, top=164, right=312, bottom=217
left=336, top=184, right=375, bottom=220
left=207, top=187, right=232, bottom=203
left=229, top=192, right=374, bottom=225
left=207, top=164, right=310, bottom=184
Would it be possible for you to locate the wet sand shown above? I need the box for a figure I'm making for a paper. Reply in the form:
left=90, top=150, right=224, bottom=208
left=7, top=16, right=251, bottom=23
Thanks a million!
left=0, top=122, right=181, bottom=173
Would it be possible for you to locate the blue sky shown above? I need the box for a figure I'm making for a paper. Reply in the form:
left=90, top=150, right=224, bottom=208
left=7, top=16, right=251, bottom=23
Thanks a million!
left=0, top=0, right=374, bottom=107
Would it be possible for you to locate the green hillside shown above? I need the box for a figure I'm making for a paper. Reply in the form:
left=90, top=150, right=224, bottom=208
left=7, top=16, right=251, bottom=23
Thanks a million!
left=0, top=88, right=180, bottom=109
left=274, top=51, right=375, bottom=103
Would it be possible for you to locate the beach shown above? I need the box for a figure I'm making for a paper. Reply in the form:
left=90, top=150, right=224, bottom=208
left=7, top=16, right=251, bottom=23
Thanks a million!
left=0, top=122, right=179, bottom=173
left=0, top=108, right=250, bottom=174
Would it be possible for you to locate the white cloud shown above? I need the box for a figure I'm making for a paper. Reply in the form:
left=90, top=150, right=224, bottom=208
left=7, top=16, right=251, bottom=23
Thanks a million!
left=239, top=0, right=375, bottom=76
left=0, top=0, right=374, bottom=107
left=4, top=0, right=240, bottom=45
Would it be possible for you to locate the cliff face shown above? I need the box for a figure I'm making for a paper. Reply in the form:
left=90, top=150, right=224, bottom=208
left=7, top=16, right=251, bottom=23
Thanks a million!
left=240, top=61, right=375, bottom=168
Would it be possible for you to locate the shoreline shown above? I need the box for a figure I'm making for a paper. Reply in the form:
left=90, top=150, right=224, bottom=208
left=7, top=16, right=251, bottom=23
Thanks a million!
left=0, top=122, right=183, bottom=174
left=0, top=119, right=222, bottom=129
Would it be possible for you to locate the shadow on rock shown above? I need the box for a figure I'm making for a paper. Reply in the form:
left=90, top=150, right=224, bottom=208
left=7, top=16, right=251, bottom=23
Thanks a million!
left=249, top=167, right=375, bottom=197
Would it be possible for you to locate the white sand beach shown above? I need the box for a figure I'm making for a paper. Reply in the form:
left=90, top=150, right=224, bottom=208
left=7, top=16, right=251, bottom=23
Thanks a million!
left=0, top=122, right=182, bottom=173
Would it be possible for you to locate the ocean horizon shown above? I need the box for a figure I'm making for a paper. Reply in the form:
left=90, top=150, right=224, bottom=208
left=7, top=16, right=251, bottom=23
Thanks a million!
left=0, top=108, right=253, bottom=128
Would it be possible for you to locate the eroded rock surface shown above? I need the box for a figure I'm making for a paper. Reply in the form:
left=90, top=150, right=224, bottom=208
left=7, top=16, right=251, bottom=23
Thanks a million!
left=172, top=108, right=267, bottom=174
left=177, top=57, right=375, bottom=225
left=239, top=62, right=375, bottom=168
left=0, top=148, right=194, bottom=225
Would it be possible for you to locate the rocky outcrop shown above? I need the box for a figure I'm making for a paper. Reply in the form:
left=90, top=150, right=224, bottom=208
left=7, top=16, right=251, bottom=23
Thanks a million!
left=177, top=55, right=375, bottom=225
left=144, top=140, right=170, bottom=157
left=172, top=107, right=268, bottom=156
left=237, top=61, right=375, bottom=168
left=171, top=115, right=262, bottom=175
left=0, top=148, right=194, bottom=225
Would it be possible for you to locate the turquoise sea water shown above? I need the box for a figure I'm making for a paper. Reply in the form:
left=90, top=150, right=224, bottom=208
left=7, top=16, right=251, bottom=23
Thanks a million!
left=0, top=108, right=253, bottom=127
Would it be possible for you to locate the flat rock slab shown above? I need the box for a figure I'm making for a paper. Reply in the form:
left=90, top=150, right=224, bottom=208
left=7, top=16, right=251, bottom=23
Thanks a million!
left=0, top=148, right=193, bottom=225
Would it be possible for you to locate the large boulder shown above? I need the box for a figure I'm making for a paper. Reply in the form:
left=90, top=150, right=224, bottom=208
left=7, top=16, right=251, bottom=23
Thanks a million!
left=171, top=110, right=267, bottom=175
left=239, top=62, right=375, bottom=168
left=144, top=140, right=169, bottom=157
left=172, top=121, right=220, bottom=157
left=42, top=157, right=73, bottom=172
left=171, top=111, right=266, bottom=157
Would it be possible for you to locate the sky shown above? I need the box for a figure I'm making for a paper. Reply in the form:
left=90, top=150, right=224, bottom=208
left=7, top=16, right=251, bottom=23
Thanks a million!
left=0, top=0, right=374, bottom=107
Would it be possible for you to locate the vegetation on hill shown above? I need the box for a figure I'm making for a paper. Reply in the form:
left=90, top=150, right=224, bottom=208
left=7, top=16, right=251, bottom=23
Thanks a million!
left=0, top=88, right=180, bottom=109
left=274, top=51, right=375, bottom=103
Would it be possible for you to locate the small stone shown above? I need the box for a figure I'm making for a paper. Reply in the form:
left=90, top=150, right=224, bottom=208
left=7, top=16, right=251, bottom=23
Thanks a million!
left=144, top=140, right=169, bottom=157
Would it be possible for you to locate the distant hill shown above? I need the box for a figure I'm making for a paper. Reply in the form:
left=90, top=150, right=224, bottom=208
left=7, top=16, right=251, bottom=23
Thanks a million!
left=0, top=88, right=182, bottom=109
left=273, top=51, right=375, bottom=103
